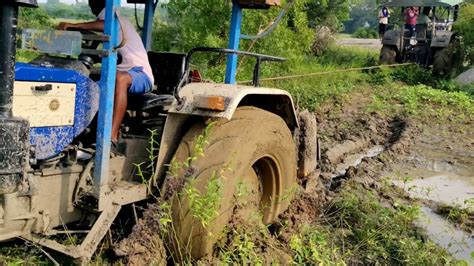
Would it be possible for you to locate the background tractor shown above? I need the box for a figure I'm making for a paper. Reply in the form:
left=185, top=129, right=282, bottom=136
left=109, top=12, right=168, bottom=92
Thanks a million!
left=0, top=0, right=318, bottom=262
left=379, top=0, right=464, bottom=77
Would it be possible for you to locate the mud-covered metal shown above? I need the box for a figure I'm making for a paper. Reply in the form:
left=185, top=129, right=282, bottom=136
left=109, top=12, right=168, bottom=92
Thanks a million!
left=0, top=118, right=29, bottom=194
left=153, top=83, right=299, bottom=186
left=0, top=1, right=18, bottom=118
left=15, top=63, right=99, bottom=160
left=382, top=30, right=404, bottom=52
left=170, top=83, right=298, bottom=129
left=431, top=31, right=455, bottom=48
left=0, top=1, right=30, bottom=195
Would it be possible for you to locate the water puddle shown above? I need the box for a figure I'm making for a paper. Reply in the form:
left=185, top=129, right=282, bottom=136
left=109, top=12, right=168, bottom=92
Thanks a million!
left=335, top=145, right=385, bottom=176
left=388, top=153, right=474, bottom=261
left=393, top=168, right=474, bottom=208
left=417, top=206, right=474, bottom=262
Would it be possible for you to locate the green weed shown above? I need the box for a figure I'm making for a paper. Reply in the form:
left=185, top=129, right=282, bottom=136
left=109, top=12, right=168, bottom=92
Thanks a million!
left=290, top=226, right=345, bottom=265
left=218, top=231, right=264, bottom=265
left=133, top=128, right=160, bottom=194
left=367, top=83, right=473, bottom=122
left=321, top=182, right=457, bottom=265
left=437, top=203, right=474, bottom=232
left=183, top=172, right=222, bottom=228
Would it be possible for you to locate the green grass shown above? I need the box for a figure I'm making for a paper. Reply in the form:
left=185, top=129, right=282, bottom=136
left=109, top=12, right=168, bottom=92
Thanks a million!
left=437, top=202, right=474, bottom=233
left=0, top=241, right=48, bottom=265
left=214, top=182, right=464, bottom=265
left=323, top=183, right=458, bottom=265
left=367, top=84, right=474, bottom=122
left=16, top=50, right=40, bottom=63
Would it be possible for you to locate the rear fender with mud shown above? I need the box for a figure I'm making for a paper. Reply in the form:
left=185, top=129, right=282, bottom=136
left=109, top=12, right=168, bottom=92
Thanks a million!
left=382, top=29, right=402, bottom=52
left=431, top=31, right=455, bottom=48
left=153, top=83, right=299, bottom=185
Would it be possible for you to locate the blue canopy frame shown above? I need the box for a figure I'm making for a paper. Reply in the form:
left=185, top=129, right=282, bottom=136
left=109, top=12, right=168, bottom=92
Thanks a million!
left=93, top=0, right=245, bottom=199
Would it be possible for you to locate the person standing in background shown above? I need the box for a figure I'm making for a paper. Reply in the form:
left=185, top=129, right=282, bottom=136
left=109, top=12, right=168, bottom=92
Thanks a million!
left=378, top=6, right=390, bottom=40
left=404, top=6, right=419, bottom=37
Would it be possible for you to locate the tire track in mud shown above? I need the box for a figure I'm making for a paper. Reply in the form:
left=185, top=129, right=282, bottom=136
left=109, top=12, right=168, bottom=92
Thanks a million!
left=116, top=95, right=472, bottom=264
left=300, top=103, right=474, bottom=262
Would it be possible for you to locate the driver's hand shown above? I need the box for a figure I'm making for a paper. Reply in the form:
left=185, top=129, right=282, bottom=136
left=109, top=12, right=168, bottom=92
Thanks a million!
left=57, top=22, right=71, bottom=31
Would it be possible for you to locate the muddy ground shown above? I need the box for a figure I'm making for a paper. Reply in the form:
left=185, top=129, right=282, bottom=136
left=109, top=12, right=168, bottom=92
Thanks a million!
left=116, top=89, right=473, bottom=264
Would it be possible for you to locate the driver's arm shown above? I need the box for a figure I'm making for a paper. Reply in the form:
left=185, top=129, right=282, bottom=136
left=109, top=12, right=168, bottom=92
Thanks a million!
left=57, top=20, right=104, bottom=32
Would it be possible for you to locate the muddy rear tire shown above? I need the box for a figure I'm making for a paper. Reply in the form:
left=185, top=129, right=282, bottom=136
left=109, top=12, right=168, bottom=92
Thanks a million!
left=380, top=45, right=397, bottom=64
left=433, top=41, right=461, bottom=78
left=167, top=106, right=297, bottom=261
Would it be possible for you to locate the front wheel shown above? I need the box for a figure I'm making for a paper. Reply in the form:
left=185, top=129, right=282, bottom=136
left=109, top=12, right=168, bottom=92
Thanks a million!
left=380, top=45, right=397, bottom=64
left=166, top=106, right=297, bottom=261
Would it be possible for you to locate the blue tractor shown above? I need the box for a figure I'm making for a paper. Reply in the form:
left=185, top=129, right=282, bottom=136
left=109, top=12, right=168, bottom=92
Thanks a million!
left=0, top=0, right=317, bottom=262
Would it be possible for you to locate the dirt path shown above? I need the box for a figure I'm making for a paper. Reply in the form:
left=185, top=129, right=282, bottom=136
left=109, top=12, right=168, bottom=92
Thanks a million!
left=337, top=37, right=382, bottom=50
left=314, top=90, right=474, bottom=262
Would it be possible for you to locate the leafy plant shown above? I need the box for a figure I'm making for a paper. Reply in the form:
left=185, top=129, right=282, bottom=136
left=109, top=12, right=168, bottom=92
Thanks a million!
left=323, top=183, right=456, bottom=265
left=453, top=3, right=474, bottom=64
left=290, top=226, right=345, bottom=265
left=183, top=172, right=222, bottom=228
left=353, top=28, right=378, bottom=39
left=133, top=128, right=160, bottom=193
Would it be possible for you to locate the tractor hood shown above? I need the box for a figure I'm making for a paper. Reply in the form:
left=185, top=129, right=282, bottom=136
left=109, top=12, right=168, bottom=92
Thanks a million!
left=380, top=0, right=463, bottom=7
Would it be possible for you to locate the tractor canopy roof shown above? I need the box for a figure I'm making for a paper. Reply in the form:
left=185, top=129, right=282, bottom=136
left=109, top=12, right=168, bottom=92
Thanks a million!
left=380, top=0, right=463, bottom=7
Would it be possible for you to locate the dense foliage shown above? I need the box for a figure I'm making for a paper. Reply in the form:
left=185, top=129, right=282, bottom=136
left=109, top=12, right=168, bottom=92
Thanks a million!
left=18, top=6, right=53, bottom=29
left=353, top=28, right=379, bottom=39
left=153, top=0, right=314, bottom=81
left=306, top=0, right=350, bottom=32
left=454, top=2, right=474, bottom=64
left=42, top=2, right=95, bottom=20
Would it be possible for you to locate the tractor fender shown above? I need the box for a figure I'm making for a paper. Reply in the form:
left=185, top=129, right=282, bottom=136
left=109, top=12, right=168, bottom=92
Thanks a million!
left=170, top=83, right=298, bottom=129
left=382, top=30, right=402, bottom=52
left=153, top=83, right=299, bottom=186
left=431, top=31, right=455, bottom=48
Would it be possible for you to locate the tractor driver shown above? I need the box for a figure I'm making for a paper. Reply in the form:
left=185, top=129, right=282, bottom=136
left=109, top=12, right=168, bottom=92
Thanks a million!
left=57, top=0, right=154, bottom=154
left=417, top=7, right=432, bottom=40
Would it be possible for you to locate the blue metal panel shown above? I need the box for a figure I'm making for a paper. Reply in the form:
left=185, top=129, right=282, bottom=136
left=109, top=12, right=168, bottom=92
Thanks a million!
left=30, top=127, right=74, bottom=159
left=142, top=0, right=156, bottom=51
left=225, top=1, right=243, bottom=84
left=15, top=62, right=77, bottom=83
left=15, top=63, right=100, bottom=160
left=94, top=0, right=121, bottom=189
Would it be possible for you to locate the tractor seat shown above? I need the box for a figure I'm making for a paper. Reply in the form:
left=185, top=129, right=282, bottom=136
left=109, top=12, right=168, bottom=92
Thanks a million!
left=128, top=93, right=174, bottom=111
left=127, top=52, right=186, bottom=112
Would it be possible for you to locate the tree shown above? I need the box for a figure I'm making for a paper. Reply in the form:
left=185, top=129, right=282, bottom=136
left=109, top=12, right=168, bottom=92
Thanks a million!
left=18, top=6, right=53, bottom=29
left=454, top=2, right=474, bottom=64
left=153, top=0, right=313, bottom=55
left=151, top=0, right=314, bottom=81
left=306, top=0, right=351, bottom=32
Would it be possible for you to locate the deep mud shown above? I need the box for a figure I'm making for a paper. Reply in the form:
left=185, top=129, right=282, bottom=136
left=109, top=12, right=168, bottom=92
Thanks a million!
left=114, top=204, right=167, bottom=265
left=117, top=91, right=473, bottom=264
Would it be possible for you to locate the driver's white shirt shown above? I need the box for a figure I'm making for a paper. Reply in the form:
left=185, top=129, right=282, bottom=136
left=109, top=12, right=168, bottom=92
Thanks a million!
left=98, top=9, right=154, bottom=85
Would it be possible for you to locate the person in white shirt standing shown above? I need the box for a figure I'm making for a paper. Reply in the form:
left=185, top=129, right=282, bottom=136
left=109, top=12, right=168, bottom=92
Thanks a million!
left=378, top=6, right=390, bottom=40
left=57, top=0, right=154, bottom=153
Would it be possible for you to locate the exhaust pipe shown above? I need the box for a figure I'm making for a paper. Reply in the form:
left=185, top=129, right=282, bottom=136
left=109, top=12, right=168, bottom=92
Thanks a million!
left=0, top=0, right=37, bottom=194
